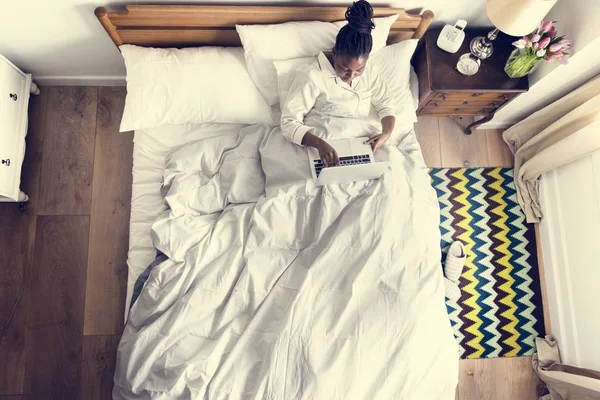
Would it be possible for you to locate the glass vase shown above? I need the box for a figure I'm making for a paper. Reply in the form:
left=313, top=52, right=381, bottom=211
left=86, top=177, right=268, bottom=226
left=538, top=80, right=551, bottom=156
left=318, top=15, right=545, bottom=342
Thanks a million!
left=504, top=48, right=543, bottom=78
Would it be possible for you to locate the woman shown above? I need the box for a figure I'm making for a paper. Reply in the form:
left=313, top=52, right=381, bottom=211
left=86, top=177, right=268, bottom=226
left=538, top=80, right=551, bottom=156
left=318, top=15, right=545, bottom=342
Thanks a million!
left=281, top=0, right=396, bottom=167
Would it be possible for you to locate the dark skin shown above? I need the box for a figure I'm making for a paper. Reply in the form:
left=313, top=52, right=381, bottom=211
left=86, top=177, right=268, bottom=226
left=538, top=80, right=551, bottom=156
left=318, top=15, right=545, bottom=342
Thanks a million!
left=301, top=50, right=396, bottom=167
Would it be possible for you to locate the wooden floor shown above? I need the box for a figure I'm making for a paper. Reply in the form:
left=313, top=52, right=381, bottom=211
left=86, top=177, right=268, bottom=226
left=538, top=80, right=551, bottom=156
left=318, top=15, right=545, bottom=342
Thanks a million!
left=0, top=87, right=540, bottom=399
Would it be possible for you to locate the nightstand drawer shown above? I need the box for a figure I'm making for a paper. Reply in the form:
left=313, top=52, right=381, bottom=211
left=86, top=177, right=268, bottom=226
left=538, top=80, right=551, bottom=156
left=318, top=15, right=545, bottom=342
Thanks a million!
left=426, top=99, right=504, bottom=109
left=420, top=106, right=495, bottom=116
left=433, top=92, right=516, bottom=102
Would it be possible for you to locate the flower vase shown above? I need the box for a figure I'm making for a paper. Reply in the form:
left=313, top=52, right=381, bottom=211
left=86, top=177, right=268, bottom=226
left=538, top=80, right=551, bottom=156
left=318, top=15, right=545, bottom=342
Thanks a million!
left=504, top=49, right=543, bottom=78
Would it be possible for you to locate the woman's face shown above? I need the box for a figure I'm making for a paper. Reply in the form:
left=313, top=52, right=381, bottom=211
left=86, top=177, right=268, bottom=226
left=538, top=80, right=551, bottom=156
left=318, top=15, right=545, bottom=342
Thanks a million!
left=332, top=51, right=369, bottom=84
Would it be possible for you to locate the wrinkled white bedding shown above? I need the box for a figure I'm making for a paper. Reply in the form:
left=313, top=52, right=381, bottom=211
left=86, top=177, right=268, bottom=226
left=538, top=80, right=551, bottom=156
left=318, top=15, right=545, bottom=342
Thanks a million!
left=114, top=117, right=458, bottom=399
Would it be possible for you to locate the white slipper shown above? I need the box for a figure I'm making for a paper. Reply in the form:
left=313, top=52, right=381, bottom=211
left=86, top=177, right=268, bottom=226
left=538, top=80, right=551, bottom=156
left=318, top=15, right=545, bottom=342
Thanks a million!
left=444, top=241, right=466, bottom=283
left=444, top=277, right=461, bottom=300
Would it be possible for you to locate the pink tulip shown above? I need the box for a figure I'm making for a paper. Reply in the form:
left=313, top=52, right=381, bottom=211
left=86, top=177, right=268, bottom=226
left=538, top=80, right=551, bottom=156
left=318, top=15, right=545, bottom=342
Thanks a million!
left=523, top=36, right=533, bottom=46
left=549, top=42, right=564, bottom=52
left=559, top=56, right=569, bottom=65
left=540, top=20, right=553, bottom=34
left=560, top=39, right=572, bottom=50
left=533, top=42, right=539, bottom=51
left=531, top=33, right=541, bottom=43
left=539, top=37, right=551, bottom=49
left=545, top=55, right=554, bottom=62
left=548, top=26, right=557, bottom=38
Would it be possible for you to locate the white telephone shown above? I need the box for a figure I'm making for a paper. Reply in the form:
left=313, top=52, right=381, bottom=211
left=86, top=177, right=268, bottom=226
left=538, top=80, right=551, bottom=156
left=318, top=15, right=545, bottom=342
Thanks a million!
left=437, top=19, right=468, bottom=54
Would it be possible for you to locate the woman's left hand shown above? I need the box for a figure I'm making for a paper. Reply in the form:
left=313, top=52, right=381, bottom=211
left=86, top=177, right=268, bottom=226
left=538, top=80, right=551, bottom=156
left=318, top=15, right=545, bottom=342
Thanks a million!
left=364, top=132, right=391, bottom=152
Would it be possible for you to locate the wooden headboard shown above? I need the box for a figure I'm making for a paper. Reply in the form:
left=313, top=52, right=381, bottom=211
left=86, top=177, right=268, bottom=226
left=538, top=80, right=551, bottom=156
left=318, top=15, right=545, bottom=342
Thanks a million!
left=95, top=5, right=434, bottom=48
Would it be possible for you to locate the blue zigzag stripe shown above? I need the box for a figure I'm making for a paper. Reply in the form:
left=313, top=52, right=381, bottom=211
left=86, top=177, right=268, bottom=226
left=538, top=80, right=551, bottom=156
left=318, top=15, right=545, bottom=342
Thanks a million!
left=500, top=168, right=534, bottom=354
left=465, top=168, right=495, bottom=357
left=505, top=172, right=538, bottom=353
left=430, top=168, right=451, bottom=246
left=499, top=168, right=529, bottom=353
left=431, top=169, right=463, bottom=345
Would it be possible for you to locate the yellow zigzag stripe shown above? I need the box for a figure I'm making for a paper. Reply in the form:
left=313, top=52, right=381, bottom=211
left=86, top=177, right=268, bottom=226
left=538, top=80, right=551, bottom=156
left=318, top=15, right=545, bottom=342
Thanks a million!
left=451, top=169, right=485, bottom=359
left=489, top=168, right=519, bottom=356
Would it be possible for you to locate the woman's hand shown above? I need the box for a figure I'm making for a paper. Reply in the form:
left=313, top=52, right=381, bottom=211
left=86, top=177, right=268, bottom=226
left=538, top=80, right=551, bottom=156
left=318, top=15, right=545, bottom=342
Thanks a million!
left=317, top=140, right=339, bottom=167
left=302, top=132, right=339, bottom=167
left=364, top=131, right=391, bottom=152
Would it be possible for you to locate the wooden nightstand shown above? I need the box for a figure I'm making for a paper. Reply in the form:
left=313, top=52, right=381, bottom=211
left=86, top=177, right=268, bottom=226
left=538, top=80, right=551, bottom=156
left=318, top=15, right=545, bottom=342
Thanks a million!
left=413, top=28, right=529, bottom=134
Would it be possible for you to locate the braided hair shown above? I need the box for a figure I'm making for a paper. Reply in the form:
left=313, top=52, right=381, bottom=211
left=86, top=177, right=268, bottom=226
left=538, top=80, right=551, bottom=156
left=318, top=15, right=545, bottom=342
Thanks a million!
left=334, top=0, right=375, bottom=58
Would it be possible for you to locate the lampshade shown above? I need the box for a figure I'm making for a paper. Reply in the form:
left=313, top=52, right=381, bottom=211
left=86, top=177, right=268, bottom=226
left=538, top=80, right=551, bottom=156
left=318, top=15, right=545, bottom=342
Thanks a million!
left=487, top=0, right=557, bottom=36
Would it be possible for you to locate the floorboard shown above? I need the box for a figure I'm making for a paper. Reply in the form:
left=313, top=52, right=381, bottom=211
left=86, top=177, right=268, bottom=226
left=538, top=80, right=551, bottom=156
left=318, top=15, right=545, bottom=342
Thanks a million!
left=486, top=129, right=513, bottom=167
left=0, top=207, right=30, bottom=395
left=84, top=87, right=133, bottom=335
left=38, top=87, right=97, bottom=216
left=439, top=117, right=489, bottom=168
left=28, top=216, right=89, bottom=399
left=81, top=335, right=120, bottom=400
left=459, top=357, right=539, bottom=400
left=414, top=116, right=442, bottom=167
left=0, top=91, right=48, bottom=395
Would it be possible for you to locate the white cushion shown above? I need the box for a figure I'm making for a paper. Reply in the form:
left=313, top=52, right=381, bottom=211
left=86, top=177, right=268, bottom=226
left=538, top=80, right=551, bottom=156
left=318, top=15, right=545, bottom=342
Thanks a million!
left=274, top=39, right=419, bottom=123
left=273, top=57, right=316, bottom=105
left=369, top=39, right=419, bottom=123
left=369, top=39, right=418, bottom=96
left=119, top=45, right=274, bottom=132
left=236, top=15, right=398, bottom=106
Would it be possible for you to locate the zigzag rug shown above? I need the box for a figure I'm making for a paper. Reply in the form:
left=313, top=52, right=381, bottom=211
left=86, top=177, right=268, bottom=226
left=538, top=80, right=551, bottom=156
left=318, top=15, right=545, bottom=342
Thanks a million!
left=428, top=168, right=545, bottom=360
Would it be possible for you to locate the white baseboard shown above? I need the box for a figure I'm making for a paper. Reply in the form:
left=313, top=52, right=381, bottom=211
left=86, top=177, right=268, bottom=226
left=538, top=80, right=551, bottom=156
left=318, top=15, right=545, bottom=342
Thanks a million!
left=33, top=75, right=125, bottom=86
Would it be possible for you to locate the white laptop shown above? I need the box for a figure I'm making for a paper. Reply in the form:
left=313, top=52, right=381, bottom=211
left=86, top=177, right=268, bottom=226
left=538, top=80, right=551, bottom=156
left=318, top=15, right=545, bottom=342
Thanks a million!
left=307, top=138, right=390, bottom=186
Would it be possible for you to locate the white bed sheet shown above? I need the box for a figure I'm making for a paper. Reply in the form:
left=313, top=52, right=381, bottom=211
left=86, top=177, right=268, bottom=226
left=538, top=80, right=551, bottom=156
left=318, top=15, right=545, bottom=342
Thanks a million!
left=125, top=69, right=420, bottom=318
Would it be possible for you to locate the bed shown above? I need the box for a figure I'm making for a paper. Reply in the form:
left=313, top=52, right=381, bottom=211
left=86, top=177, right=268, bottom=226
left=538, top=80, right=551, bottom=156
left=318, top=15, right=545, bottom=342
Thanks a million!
left=96, top=5, right=458, bottom=399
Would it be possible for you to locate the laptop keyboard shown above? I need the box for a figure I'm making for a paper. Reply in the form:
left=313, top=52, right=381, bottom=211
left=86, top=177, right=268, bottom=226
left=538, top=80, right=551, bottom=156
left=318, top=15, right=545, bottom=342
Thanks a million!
left=313, top=154, right=370, bottom=177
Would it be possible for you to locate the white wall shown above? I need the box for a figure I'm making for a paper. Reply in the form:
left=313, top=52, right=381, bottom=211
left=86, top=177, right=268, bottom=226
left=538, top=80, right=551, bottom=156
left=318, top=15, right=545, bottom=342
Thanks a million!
left=539, top=150, right=600, bottom=371
left=480, top=0, right=600, bottom=129
left=1, top=0, right=491, bottom=84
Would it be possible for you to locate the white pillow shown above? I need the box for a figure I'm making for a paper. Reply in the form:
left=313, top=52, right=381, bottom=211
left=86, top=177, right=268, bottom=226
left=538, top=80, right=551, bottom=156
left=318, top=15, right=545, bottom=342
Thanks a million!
left=236, top=15, right=398, bottom=106
left=274, top=39, right=419, bottom=123
left=370, top=39, right=418, bottom=94
left=119, top=45, right=273, bottom=132
left=369, top=39, right=420, bottom=122
left=273, top=57, right=316, bottom=104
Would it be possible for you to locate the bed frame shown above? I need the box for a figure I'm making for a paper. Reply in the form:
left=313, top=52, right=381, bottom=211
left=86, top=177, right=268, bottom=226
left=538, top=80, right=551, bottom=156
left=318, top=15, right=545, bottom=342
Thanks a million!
left=95, top=5, right=434, bottom=48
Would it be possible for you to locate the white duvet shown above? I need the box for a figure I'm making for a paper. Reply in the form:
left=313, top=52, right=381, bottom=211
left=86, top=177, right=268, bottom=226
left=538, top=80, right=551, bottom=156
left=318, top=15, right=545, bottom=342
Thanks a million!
left=114, top=118, right=459, bottom=399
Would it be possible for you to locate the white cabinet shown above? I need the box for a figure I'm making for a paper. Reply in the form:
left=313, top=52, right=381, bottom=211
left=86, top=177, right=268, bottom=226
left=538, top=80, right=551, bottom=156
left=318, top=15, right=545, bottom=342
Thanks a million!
left=0, top=53, right=39, bottom=203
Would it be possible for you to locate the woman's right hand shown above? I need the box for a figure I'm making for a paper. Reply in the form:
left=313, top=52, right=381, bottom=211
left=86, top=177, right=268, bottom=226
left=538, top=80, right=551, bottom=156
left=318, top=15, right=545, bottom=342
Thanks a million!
left=317, top=140, right=339, bottom=167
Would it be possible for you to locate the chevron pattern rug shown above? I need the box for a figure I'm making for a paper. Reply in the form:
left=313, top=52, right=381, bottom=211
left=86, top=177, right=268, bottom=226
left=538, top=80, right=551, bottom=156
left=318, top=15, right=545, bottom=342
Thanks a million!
left=428, top=168, right=545, bottom=360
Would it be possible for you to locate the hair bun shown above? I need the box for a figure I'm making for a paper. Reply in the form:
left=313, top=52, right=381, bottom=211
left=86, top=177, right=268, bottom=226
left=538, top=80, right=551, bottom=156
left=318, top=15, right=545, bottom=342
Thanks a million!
left=345, top=0, right=375, bottom=34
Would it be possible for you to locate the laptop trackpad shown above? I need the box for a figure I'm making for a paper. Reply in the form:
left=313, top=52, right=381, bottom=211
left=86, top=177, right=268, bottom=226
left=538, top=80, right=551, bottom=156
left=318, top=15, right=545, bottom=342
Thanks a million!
left=316, top=163, right=390, bottom=186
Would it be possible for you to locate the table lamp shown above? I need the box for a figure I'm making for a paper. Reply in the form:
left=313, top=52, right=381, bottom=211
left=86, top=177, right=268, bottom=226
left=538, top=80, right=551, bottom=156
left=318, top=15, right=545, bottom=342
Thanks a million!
left=470, top=0, right=558, bottom=59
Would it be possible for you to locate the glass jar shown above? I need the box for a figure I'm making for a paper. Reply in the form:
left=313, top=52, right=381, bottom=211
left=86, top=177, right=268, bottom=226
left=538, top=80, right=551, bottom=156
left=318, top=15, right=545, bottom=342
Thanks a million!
left=504, top=48, right=543, bottom=78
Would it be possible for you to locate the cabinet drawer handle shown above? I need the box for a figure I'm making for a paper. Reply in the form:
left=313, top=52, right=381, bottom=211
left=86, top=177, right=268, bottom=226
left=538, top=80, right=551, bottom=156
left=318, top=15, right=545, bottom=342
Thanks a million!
left=9, top=93, right=17, bottom=101
left=463, top=100, right=469, bottom=105
left=491, top=102, right=497, bottom=107
left=499, top=95, right=507, bottom=100
left=1, top=159, right=10, bottom=166
left=471, top=93, right=483, bottom=97
left=454, top=108, right=460, bottom=112
left=432, top=102, right=439, bottom=107
left=440, top=94, right=447, bottom=100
